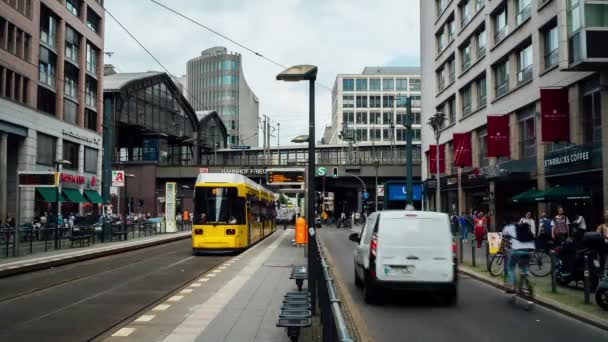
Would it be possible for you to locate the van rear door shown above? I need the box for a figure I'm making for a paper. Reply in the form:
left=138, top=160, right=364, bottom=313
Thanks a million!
left=376, top=214, right=453, bottom=283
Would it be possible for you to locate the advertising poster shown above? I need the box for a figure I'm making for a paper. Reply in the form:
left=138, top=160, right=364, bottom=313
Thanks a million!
left=165, top=182, right=177, bottom=232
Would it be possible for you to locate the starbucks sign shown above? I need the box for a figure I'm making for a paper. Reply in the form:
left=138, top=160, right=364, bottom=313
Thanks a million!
left=544, top=145, right=592, bottom=175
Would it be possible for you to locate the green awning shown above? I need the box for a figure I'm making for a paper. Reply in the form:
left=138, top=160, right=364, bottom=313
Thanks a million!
left=36, top=188, right=64, bottom=202
left=62, top=188, right=86, bottom=203
left=83, top=190, right=103, bottom=204
left=544, top=186, right=591, bottom=201
left=511, top=189, right=545, bottom=204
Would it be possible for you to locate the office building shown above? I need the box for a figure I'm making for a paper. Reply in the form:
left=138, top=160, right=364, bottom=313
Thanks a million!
left=0, top=0, right=105, bottom=224
left=186, top=46, right=259, bottom=147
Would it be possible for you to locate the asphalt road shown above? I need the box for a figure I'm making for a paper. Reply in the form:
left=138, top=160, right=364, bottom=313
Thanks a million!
left=0, top=238, right=228, bottom=342
left=318, top=226, right=608, bottom=342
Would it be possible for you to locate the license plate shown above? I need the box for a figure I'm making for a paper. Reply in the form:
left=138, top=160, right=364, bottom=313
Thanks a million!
left=386, top=265, right=415, bottom=275
left=593, top=259, right=600, bottom=268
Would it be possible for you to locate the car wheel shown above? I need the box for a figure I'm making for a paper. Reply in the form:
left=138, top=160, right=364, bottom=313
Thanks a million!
left=354, top=265, right=363, bottom=287
left=363, top=279, right=376, bottom=304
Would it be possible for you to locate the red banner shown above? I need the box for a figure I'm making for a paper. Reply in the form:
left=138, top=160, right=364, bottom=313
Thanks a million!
left=487, top=115, right=510, bottom=157
left=453, top=132, right=472, bottom=167
left=429, top=144, right=445, bottom=174
left=540, top=88, right=570, bottom=142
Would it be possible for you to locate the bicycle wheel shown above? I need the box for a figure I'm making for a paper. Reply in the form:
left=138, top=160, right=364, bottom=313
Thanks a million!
left=489, top=253, right=505, bottom=277
left=528, top=250, right=551, bottom=277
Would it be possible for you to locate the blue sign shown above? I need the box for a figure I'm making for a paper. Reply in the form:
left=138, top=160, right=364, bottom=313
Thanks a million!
left=142, top=138, right=159, bottom=161
left=387, top=184, right=422, bottom=201
left=362, top=191, right=369, bottom=200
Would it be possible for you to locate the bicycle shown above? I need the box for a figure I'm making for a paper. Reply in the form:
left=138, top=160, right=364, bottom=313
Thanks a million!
left=489, top=246, right=551, bottom=277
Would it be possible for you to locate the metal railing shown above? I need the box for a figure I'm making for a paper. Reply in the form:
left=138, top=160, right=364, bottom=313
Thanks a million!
left=315, top=237, right=354, bottom=342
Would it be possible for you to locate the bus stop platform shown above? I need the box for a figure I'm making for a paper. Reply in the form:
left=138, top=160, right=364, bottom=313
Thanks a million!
left=0, top=232, right=191, bottom=277
left=104, top=229, right=316, bottom=342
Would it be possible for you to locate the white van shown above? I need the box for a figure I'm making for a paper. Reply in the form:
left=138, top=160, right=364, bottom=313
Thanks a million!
left=350, top=210, right=457, bottom=304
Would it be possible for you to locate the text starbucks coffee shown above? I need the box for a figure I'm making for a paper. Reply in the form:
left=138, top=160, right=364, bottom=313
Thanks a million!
left=544, top=151, right=590, bottom=168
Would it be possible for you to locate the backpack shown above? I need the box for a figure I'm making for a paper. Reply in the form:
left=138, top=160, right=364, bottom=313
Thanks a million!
left=515, top=223, right=535, bottom=242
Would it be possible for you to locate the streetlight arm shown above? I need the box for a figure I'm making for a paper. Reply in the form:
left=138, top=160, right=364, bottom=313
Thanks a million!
left=339, top=171, right=367, bottom=192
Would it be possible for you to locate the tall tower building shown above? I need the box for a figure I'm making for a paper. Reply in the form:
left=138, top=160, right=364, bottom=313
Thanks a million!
left=186, top=47, right=259, bottom=147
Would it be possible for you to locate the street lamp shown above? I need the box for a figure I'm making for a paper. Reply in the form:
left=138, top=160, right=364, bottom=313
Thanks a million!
left=54, top=159, right=71, bottom=249
left=277, top=64, right=318, bottom=314
left=290, top=135, right=309, bottom=143
left=427, top=112, right=446, bottom=212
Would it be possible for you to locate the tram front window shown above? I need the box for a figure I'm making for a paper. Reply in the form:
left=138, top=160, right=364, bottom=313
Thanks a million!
left=194, top=187, right=245, bottom=225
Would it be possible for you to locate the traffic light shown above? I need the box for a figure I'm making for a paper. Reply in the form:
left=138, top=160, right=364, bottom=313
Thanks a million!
left=332, top=167, right=338, bottom=178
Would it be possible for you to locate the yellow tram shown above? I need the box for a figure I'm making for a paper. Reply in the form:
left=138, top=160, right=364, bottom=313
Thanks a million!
left=192, top=173, right=276, bottom=253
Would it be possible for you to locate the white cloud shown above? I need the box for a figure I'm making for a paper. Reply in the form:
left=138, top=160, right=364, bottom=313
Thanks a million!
left=104, top=0, right=420, bottom=145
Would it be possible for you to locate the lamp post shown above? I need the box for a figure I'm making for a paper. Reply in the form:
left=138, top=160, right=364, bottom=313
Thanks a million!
left=278, top=64, right=318, bottom=314
left=277, top=122, right=281, bottom=165
left=54, top=159, right=71, bottom=249
left=404, top=97, right=414, bottom=207
left=123, top=173, right=135, bottom=232
left=427, top=112, right=446, bottom=212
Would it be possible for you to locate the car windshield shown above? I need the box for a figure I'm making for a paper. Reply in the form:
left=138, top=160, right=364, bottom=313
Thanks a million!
left=193, top=187, right=245, bottom=225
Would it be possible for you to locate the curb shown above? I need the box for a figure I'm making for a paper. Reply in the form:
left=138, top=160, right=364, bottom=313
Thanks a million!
left=0, top=233, right=191, bottom=278
left=320, top=237, right=372, bottom=342
left=459, top=266, right=608, bottom=331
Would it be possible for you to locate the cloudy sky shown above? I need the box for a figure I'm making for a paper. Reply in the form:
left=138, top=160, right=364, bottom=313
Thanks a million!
left=104, top=0, right=420, bottom=146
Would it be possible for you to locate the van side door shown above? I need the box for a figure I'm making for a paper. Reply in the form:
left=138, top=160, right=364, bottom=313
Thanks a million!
left=355, top=213, right=378, bottom=270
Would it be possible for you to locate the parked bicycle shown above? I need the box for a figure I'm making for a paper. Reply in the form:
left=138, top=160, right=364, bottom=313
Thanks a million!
left=489, top=243, right=551, bottom=277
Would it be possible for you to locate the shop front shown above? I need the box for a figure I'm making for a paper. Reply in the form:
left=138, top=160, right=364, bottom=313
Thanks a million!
left=440, top=175, right=459, bottom=214
left=34, top=172, right=102, bottom=222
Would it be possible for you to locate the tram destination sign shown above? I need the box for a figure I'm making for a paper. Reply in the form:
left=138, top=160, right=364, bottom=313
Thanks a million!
left=267, top=168, right=305, bottom=185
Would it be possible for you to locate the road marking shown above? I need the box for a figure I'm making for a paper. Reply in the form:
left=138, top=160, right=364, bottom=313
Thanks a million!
left=153, top=304, right=171, bottom=311
left=112, top=327, right=136, bottom=337
left=167, top=256, right=194, bottom=268
left=200, top=278, right=210, bottom=282
left=190, top=283, right=201, bottom=287
left=135, top=314, right=156, bottom=322
left=218, top=266, right=227, bottom=270
left=167, top=295, right=184, bottom=302
left=212, top=269, right=222, bottom=273
left=206, top=273, right=217, bottom=277
left=180, top=289, right=193, bottom=294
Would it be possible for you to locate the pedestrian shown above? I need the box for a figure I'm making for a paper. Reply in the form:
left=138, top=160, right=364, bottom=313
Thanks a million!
left=573, top=213, right=587, bottom=232
left=551, top=206, right=570, bottom=244
left=459, top=212, right=469, bottom=242
left=538, top=212, right=552, bottom=239
left=596, top=209, right=608, bottom=270
left=474, top=211, right=486, bottom=248
left=450, top=212, right=459, bottom=236
left=519, top=211, right=537, bottom=237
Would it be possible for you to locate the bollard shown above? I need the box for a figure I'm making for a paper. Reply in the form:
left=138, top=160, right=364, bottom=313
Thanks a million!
left=583, top=254, right=590, bottom=304
left=550, top=250, right=557, bottom=293
left=471, top=237, right=476, bottom=267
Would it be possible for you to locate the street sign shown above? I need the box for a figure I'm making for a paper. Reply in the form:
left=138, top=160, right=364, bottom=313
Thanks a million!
left=18, top=172, right=57, bottom=187
left=362, top=191, right=369, bottom=200
left=230, top=145, right=251, bottom=150
left=112, top=170, right=125, bottom=187
left=316, top=167, right=327, bottom=176
left=199, top=167, right=209, bottom=174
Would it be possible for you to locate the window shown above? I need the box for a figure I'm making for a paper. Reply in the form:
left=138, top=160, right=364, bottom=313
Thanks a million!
left=437, top=66, right=446, bottom=91
left=40, top=7, right=57, bottom=47
left=87, top=7, right=101, bottom=33
left=495, top=60, right=509, bottom=97
left=356, top=111, right=367, bottom=124
left=356, top=78, right=367, bottom=91
left=448, top=97, right=456, bottom=124
left=86, top=43, right=98, bottom=74
left=518, top=108, right=536, bottom=159
left=39, top=47, right=56, bottom=88
left=66, top=0, right=80, bottom=17
left=461, top=0, right=472, bottom=27
left=7, top=23, right=14, bottom=53
left=517, top=0, right=532, bottom=25
left=342, top=78, right=354, bottom=91
left=85, top=76, right=97, bottom=107
left=4, top=0, right=31, bottom=17
left=369, top=78, right=381, bottom=91
left=448, top=18, right=455, bottom=43
left=62, top=140, right=79, bottom=170
left=194, top=187, right=245, bottom=225
left=409, top=78, right=420, bottom=91
left=85, top=108, right=97, bottom=131
left=342, top=111, right=354, bottom=125
left=494, top=6, right=508, bottom=43
left=382, top=78, right=394, bottom=91
left=478, top=130, right=488, bottom=167
left=36, top=133, right=56, bottom=166
left=0, top=17, right=5, bottom=49
left=24, top=33, right=30, bottom=62
left=396, top=78, right=407, bottom=90
left=436, top=0, right=449, bottom=17
left=64, top=64, right=78, bottom=98
left=369, top=112, right=381, bottom=124
left=543, top=23, right=559, bottom=69
left=461, top=85, right=472, bottom=115
left=476, top=0, right=485, bottom=11
left=356, top=95, right=367, bottom=108
left=582, top=90, right=602, bottom=147
left=411, top=95, right=421, bottom=107
left=343, top=95, right=354, bottom=108
left=382, top=95, right=394, bottom=108
left=396, top=95, right=408, bottom=108
left=369, top=95, right=381, bottom=108
left=477, top=75, right=487, bottom=107
left=64, top=99, right=77, bottom=125
left=370, top=129, right=381, bottom=141
left=356, top=128, right=368, bottom=141
left=461, top=41, right=472, bottom=71
left=65, top=26, right=79, bottom=62
left=84, top=147, right=98, bottom=173
left=37, top=86, right=56, bottom=115
left=518, top=44, right=533, bottom=83
left=477, top=29, right=486, bottom=58
left=383, top=128, right=393, bottom=141
left=396, top=113, right=405, bottom=125
left=448, top=58, right=456, bottom=83
left=383, top=112, right=393, bottom=125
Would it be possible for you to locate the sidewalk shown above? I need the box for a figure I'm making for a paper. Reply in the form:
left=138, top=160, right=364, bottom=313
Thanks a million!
left=0, top=231, right=191, bottom=277
left=105, top=229, right=319, bottom=342
left=457, top=237, right=608, bottom=329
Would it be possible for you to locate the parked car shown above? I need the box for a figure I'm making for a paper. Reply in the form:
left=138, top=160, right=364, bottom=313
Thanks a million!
left=350, top=210, right=457, bottom=305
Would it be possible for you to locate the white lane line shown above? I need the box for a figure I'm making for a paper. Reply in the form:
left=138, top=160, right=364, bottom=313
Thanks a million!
left=218, top=266, right=227, bottom=270
left=112, top=327, right=136, bottom=337
left=206, top=273, right=216, bottom=278
left=190, top=283, right=201, bottom=287
left=212, top=269, right=222, bottom=273
left=180, top=289, right=193, bottom=294
left=153, top=304, right=171, bottom=311
left=200, top=278, right=210, bottom=282
left=167, top=256, right=194, bottom=268
left=167, top=295, right=184, bottom=302
left=135, top=314, right=156, bottom=323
